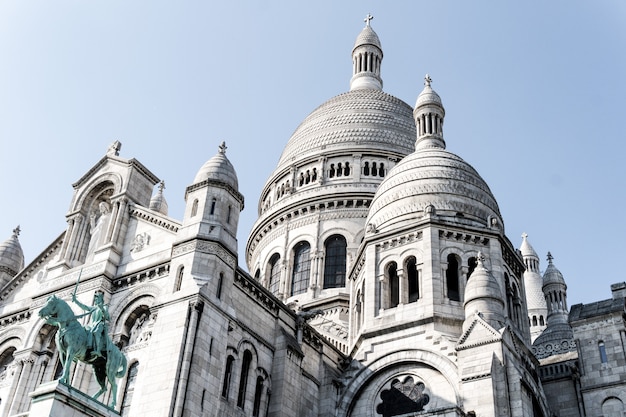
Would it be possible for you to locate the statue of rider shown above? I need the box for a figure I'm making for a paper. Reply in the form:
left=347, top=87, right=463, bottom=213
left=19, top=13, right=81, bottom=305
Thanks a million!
left=72, top=291, right=110, bottom=359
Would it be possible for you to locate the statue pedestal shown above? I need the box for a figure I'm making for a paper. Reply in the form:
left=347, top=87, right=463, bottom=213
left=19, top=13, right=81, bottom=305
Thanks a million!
left=28, top=380, right=118, bottom=417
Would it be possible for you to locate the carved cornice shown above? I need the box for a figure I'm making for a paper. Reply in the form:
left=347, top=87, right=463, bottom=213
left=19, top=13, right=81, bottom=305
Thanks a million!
left=129, top=206, right=180, bottom=232
left=0, top=310, right=31, bottom=330
left=172, top=239, right=236, bottom=269
left=234, top=271, right=279, bottom=314
left=184, top=178, right=245, bottom=209
left=112, top=263, right=170, bottom=290
left=439, top=229, right=489, bottom=245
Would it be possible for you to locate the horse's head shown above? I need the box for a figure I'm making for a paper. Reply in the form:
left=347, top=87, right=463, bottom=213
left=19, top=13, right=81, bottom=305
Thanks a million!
left=39, top=295, right=62, bottom=322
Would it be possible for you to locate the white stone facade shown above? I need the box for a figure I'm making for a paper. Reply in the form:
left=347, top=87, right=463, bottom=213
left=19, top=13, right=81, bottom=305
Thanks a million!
left=0, top=16, right=624, bottom=417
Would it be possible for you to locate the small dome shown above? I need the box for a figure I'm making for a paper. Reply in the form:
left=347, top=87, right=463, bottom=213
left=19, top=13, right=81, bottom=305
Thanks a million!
left=415, top=75, right=442, bottom=108
left=0, top=226, right=25, bottom=277
left=193, top=142, right=239, bottom=190
left=353, top=15, right=381, bottom=52
left=543, top=252, right=565, bottom=286
left=464, top=255, right=504, bottom=308
left=149, top=180, right=169, bottom=215
left=366, top=147, right=502, bottom=234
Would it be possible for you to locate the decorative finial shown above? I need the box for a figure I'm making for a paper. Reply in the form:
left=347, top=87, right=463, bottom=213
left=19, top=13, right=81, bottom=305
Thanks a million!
left=12, top=225, right=20, bottom=238
left=218, top=141, right=227, bottom=155
left=546, top=252, right=553, bottom=264
left=107, top=140, right=122, bottom=156
left=364, top=13, right=373, bottom=27
left=158, top=180, right=165, bottom=193
left=521, top=232, right=528, bottom=240
left=424, top=74, right=432, bottom=87
left=477, top=251, right=486, bottom=267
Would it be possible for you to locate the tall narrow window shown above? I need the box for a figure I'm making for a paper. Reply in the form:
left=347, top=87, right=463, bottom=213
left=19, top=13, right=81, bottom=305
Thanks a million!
left=599, top=341, right=608, bottom=363
left=227, top=206, right=232, bottom=224
left=237, top=350, right=252, bottom=408
left=121, top=362, right=139, bottom=416
left=221, top=355, right=235, bottom=399
left=191, top=199, right=199, bottom=217
left=387, top=262, right=399, bottom=308
left=210, top=198, right=217, bottom=215
left=379, top=163, right=385, bottom=177
left=268, top=254, right=281, bottom=295
left=406, top=257, right=419, bottom=303
left=323, top=235, right=347, bottom=288
left=217, top=272, right=224, bottom=299
left=344, top=162, right=351, bottom=176
left=291, top=242, right=311, bottom=296
left=174, top=266, right=184, bottom=292
left=446, top=254, right=460, bottom=301
left=363, top=162, right=370, bottom=176
left=252, top=376, right=264, bottom=417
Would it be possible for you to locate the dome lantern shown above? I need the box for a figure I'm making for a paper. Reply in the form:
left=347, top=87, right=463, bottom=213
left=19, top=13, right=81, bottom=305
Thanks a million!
left=414, top=74, right=446, bottom=150
left=350, top=14, right=383, bottom=91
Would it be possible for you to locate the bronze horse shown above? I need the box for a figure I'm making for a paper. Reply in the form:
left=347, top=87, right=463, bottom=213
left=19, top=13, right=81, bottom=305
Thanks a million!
left=39, top=295, right=127, bottom=407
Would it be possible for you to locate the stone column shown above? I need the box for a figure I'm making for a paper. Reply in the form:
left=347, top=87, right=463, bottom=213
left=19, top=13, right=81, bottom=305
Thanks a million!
left=8, top=353, right=34, bottom=415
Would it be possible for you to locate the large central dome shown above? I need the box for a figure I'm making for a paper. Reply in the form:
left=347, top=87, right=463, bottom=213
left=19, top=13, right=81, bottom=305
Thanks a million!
left=275, top=89, right=416, bottom=171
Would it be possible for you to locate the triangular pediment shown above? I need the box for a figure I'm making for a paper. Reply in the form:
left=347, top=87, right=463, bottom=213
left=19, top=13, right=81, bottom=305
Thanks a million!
left=457, top=312, right=502, bottom=351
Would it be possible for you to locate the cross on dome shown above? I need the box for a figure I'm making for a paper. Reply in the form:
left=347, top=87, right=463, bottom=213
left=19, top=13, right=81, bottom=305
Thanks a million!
left=158, top=180, right=165, bottom=192
left=364, top=13, right=373, bottom=26
left=546, top=252, right=554, bottom=264
left=521, top=232, right=528, bottom=240
left=424, top=74, right=432, bottom=87
left=218, top=141, right=227, bottom=155
left=12, top=225, right=20, bottom=238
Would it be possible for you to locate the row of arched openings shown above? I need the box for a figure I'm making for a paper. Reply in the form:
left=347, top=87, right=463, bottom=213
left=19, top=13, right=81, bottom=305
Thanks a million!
left=221, top=349, right=268, bottom=416
left=257, top=235, right=347, bottom=297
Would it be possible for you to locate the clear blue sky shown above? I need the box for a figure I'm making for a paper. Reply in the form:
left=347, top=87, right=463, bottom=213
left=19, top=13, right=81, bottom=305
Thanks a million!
left=1, top=1, right=625, bottom=306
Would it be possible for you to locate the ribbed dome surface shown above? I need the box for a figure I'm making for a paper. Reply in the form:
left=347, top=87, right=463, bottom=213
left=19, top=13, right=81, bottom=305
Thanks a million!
left=193, top=143, right=239, bottom=190
left=543, top=260, right=565, bottom=286
left=353, top=25, right=381, bottom=51
left=520, top=236, right=538, bottom=258
left=276, top=89, right=416, bottom=170
left=0, top=228, right=24, bottom=276
left=367, top=148, right=502, bottom=233
left=415, top=84, right=442, bottom=107
left=464, top=262, right=503, bottom=307
left=149, top=184, right=169, bottom=215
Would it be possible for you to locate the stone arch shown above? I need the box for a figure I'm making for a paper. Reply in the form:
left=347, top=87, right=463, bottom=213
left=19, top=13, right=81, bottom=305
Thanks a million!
left=112, top=294, right=156, bottom=348
left=72, top=172, right=123, bottom=213
left=337, top=349, right=460, bottom=417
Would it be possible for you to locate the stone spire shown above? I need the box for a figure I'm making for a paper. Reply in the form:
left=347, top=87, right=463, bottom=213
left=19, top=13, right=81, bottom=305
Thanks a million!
left=149, top=180, right=169, bottom=215
left=0, top=226, right=25, bottom=289
left=520, top=233, right=548, bottom=342
left=350, top=14, right=383, bottom=91
left=414, top=74, right=446, bottom=150
left=463, top=252, right=505, bottom=332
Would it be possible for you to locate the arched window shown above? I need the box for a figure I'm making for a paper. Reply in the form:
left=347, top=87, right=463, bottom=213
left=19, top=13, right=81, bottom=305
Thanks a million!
left=312, top=168, right=318, bottom=182
left=210, top=198, right=217, bottom=215
left=387, top=262, right=399, bottom=308
left=337, top=163, right=343, bottom=177
left=539, top=315, right=545, bottom=326
left=329, top=164, right=335, bottom=178
left=363, top=162, right=370, bottom=176
left=467, top=257, right=477, bottom=279
left=532, top=316, right=538, bottom=326
left=121, top=361, right=139, bottom=416
left=291, top=242, right=311, bottom=296
left=406, top=257, right=419, bottom=303
left=268, top=254, right=281, bottom=295
left=191, top=199, right=199, bottom=217
left=379, top=163, right=385, bottom=177
left=252, top=376, right=264, bottom=417
left=446, top=254, right=460, bottom=301
left=254, top=269, right=261, bottom=280
left=599, top=341, right=608, bottom=363
left=174, top=266, right=184, bottom=292
left=371, top=162, right=378, bottom=176
left=323, top=235, right=347, bottom=288
left=344, top=162, right=351, bottom=176
left=237, top=350, right=252, bottom=408
left=221, top=355, right=235, bottom=399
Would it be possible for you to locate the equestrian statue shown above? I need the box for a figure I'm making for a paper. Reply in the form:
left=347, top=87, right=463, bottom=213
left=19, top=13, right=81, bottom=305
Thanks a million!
left=39, top=288, right=128, bottom=408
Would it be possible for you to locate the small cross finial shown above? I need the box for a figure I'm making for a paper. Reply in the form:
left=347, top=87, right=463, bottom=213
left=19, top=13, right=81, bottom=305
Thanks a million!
left=12, top=225, right=20, bottom=238
left=158, top=180, right=165, bottom=193
left=218, top=141, right=227, bottom=155
left=546, top=252, right=554, bottom=264
left=521, top=232, right=528, bottom=240
left=424, top=74, right=432, bottom=87
left=364, top=13, right=373, bottom=27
